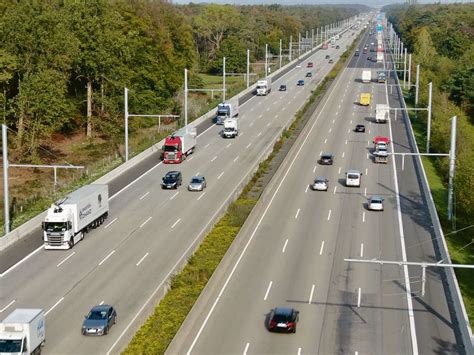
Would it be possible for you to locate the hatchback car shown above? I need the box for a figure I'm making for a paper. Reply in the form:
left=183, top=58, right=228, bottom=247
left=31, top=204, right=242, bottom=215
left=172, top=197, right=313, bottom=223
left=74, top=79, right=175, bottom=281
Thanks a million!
left=336, top=45, right=340, bottom=49
left=354, top=124, right=366, bottom=132
left=307, top=62, right=313, bottom=68
left=368, top=196, right=384, bottom=211
left=82, top=305, right=117, bottom=336
left=188, top=175, right=206, bottom=191
left=312, top=176, right=328, bottom=191
left=325, top=55, right=330, bottom=59
left=295, top=64, right=302, bottom=69
left=305, top=72, right=312, bottom=78
left=318, top=152, right=334, bottom=165
left=328, top=59, right=334, bottom=63
left=297, top=80, right=305, bottom=86
left=267, top=307, right=299, bottom=333
left=161, top=171, right=182, bottom=189
left=279, top=84, right=287, bottom=91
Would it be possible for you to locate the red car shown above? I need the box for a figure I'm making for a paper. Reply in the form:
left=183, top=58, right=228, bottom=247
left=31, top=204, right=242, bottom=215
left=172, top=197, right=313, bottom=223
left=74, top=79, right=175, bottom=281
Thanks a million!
left=307, top=62, right=313, bottom=68
left=373, top=136, right=390, bottom=145
left=267, top=307, right=299, bottom=333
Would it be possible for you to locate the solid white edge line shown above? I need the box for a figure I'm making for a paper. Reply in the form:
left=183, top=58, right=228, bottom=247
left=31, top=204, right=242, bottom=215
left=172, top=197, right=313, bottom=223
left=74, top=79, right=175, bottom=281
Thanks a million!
left=282, top=239, right=289, bottom=253
left=186, top=50, right=350, bottom=354
left=243, top=343, right=250, bottom=355
left=140, top=217, right=152, bottom=228
left=309, top=284, right=315, bottom=304
left=0, top=245, right=43, bottom=278
left=319, top=241, right=325, bottom=255
left=56, top=252, right=75, bottom=267
left=0, top=299, right=16, bottom=313
left=104, top=217, right=118, bottom=229
left=264, top=281, right=273, bottom=301
left=171, top=218, right=181, bottom=229
left=139, top=191, right=150, bottom=200
left=136, top=252, right=149, bottom=267
left=45, top=297, right=64, bottom=316
left=98, top=250, right=115, bottom=266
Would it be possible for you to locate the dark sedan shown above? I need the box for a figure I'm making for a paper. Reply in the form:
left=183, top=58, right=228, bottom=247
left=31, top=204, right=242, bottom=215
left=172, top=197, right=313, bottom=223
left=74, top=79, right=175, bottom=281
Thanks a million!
left=82, top=305, right=117, bottom=336
left=267, top=307, right=299, bottom=333
left=318, top=152, right=334, bottom=165
left=354, top=124, right=366, bottom=132
left=161, top=171, right=182, bottom=189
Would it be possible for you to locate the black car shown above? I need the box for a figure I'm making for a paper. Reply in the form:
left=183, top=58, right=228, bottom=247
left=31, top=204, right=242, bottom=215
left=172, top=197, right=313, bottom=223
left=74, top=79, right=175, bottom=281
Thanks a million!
left=336, top=45, right=340, bottom=49
left=328, top=59, right=334, bottom=64
left=305, top=72, right=312, bottom=78
left=82, top=305, right=117, bottom=336
left=325, top=55, right=330, bottom=59
left=367, top=56, right=372, bottom=61
left=297, top=80, right=304, bottom=86
left=279, top=84, right=287, bottom=91
left=318, top=152, right=334, bottom=165
left=354, top=124, right=366, bottom=132
left=161, top=171, right=182, bottom=189
left=268, top=307, right=299, bottom=333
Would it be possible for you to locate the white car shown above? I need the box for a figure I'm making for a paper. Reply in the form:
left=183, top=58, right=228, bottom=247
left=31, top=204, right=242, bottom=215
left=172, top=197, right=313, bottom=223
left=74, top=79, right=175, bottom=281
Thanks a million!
left=295, top=64, right=302, bottom=69
left=312, top=177, right=328, bottom=191
left=368, top=196, right=384, bottom=211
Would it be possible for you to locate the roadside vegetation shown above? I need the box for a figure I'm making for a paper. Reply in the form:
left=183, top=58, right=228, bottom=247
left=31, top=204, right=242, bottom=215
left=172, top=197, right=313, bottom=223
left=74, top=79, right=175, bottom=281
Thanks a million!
left=0, top=1, right=367, bottom=234
left=123, top=34, right=361, bottom=354
left=385, top=3, right=474, bottom=325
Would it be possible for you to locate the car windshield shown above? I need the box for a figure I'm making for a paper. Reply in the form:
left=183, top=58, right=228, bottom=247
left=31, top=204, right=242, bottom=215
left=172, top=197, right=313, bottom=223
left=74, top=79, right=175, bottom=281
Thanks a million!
left=272, top=313, right=290, bottom=323
left=87, top=310, right=107, bottom=320
left=315, top=178, right=326, bottom=183
left=191, top=178, right=201, bottom=184
left=371, top=198, right=382, bottom=204
left=321, top=154, right=332, bottom=159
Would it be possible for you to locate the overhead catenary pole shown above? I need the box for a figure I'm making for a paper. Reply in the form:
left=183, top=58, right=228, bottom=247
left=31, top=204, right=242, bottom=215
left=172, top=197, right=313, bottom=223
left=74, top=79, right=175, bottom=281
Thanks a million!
left=447, top=116, right=457, bottom=221
left=311, top=28, right=314, bottom=49
left=298, top=33, right=301, bottom=58
left=124, top=87, right=129, bottom=161
left=246, top=49, right=250, bottom=88
left=403, top=48, right=407, bottom=88
left=289, top=35, right=292, bottom=62
left=279, top=39, right=282, bottom=68
left=265, top=44, right=268, bottom=78
left=184, top=68, right=188, bottom=126
left=2, top=124, right=9, bottom=234
left=415, top=64, right=420, bottom=105
left=223, top=56, right=226, bottom=102
left=426, top=82, right=433, bottom=153
left=408, top=53, right=412, bottom=88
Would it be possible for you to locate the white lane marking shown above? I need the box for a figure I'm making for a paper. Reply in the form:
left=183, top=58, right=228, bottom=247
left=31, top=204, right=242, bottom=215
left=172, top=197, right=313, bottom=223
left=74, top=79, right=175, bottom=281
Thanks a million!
left=188, top=156, right=194, bottom=161
left=319, top=241, right=325, bottom=255
left=243, top=343, right=250, bottom=355
left=104, top=217, right=118, bottom=229
left=233, top=156, right=239, bottom=163
left=99, top=250, right=115, bottom=266
left=360, top=243, right=364, bottom=257
left=205, top=143, right=210, bottom=148
left=0, top=300, right=16, bottom=313
left=45, top=297, right=64, bottom=316
left=367, top=140, right=370, bottom=146
left=275, top=114, right=279, bottom=118
left=313, top=166, right=317, bottom=173
left=362, top=212, right=366, bottom=223
left=335, top=112, right=338, bottom=115
left=329, top=128, right=332, bottom=133
left=264, top=281, right=273, bottom=301
left=342, top=152, right=345, bottom=158
left=333, top=186, right=337, bottom=194
left=305, top=185, right=309, bottom=193
left=308, top=284, right=316, bottom=304
left=258, top=114, right=263, bottom=118
left=282, top=239, right=289, bottom=253
left=249, top=122, right=254, bottom=127
left=352, top=111, right=355, bottom=116
left=348, top=129, right=350, bottom=133
left=338, top=167, right=341, bottom=174
left=345, top=139, right=348, bottom=145
left=139, top=191, right=150, bottom=200
left=327, top=210, right=332, bottom=221
left=217, top=172, right=224, bottom=180
left=57, top=252, right=75, bottom=267
left=320, top=151, right=322, bottom=156
left=197, top=192, right=206, bottom=201
left=295, top=208, right=300, bottom=219
left=257, top=131, right=262, bottom=137
left=196, top=172, right=200, bottom=176
left=136, top=252, right=149, bottom=267
left=99, top=300, right=105, bottom=306
left=266, top=122, right=270, bottom=127
left=298, top=348, right=302, bottom=355
left=332, top=119, right=336, bottom=124
left=367, top=153, right=369, bottom=159
left=266, top=107, right=270, bottom=111
left=240, top=132, right=244, bottom=137
left=357, top=288, right=362, bottom=308
left=324, top=138, right=328, bottom=144
left=246, top=143, right=252, bottom=149
left=226, top=143, right=232, bottom=149
left=211, top=156, right=218, bottom=162
left=365, top=168, right=368, bottom=176
left=369, top=129, right=371, bottom=134
left=350, top=120, right=353, bottom=124
left=170, top=192, right=179, bottom=201
left=140, top=217, right=152, bottom=228
left=171, top=218, right=181, bottom=229
left=184, top=48, right=351, bottom=355
left=364, top=187, right=367, bottom=196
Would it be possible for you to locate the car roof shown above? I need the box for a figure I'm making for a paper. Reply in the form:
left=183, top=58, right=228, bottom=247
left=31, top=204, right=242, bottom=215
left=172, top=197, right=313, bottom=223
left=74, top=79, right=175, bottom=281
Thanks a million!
left=90, top=304, right=113, bottom=312
left=321, top=152, right=333, bottom=156
left=166, top=171, right=180, bottom=175
left=347, top=169, right=361, bottom=174
left=370, top=196, right=383, bottom=201
left=315, top=176, right=327, bottom=181
left=191, top=175, right=204, bottom=180
left=356, top=124, right=365, bottom=126
left=274, top=307, right=294, bottom=316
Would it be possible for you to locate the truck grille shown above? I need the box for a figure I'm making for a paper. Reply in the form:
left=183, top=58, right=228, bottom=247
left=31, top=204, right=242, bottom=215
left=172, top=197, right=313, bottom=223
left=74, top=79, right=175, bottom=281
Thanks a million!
left=47, top=235, right=64, bottom=246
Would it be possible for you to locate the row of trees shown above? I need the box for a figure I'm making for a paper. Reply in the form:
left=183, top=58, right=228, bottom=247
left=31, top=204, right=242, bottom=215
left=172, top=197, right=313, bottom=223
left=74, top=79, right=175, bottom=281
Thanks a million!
left=385, top=3, right=473, bottom=225
left=0, top=1, right=366, bottom=160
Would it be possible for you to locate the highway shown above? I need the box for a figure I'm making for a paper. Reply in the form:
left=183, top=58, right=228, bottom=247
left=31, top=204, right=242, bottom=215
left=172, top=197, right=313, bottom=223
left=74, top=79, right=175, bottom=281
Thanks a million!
left=167, top=29, right=461, bottom=354
left=0, top=24, right=361, bottom=354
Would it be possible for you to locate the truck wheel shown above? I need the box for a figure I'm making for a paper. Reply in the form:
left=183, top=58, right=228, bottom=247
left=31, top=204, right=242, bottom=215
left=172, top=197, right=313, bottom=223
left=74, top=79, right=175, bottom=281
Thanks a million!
left=68, top=237, right=74, bottom=249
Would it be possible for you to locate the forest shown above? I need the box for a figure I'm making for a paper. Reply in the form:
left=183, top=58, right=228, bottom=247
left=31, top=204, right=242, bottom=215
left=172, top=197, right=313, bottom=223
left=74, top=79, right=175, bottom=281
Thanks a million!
left=385, top=3, right=473, bottom=227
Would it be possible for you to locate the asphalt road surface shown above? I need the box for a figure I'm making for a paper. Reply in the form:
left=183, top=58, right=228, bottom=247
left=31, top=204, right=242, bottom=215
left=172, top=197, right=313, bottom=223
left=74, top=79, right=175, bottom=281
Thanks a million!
left=0, top=23, right=361, bottom=355
left=167, top=29, right=461, bottom=355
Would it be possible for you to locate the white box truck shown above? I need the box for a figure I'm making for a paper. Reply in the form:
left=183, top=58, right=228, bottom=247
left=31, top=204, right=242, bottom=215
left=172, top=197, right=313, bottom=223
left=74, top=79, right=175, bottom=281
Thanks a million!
left=216, top=100, right=239, bottom=125
left=0, top=309, right=45, bottom=355
left=222, top=118, right=238, bottom=138
left=362, top=70, right=372, bottom=83
left=42, top=184, right=109, bottom=249
left=375, top=104, right=390, bottom=123
left=256, top=78, right=271, bottom=96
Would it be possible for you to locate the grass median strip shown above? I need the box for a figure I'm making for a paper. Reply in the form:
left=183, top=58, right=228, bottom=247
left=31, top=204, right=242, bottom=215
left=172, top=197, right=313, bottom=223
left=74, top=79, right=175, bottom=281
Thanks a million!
left=123, top=34, right=362, bottom=355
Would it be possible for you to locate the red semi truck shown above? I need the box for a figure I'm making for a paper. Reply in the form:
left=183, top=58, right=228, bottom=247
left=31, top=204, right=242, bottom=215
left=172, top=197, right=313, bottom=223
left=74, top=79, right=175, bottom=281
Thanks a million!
left=162, top=127, right=197, bottom=164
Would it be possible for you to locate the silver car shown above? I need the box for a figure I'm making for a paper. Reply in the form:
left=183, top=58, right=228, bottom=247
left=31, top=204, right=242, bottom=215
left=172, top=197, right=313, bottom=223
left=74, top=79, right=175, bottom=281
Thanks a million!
left=312, top=177, right=328, bottom=191
left=188, top=175, right=206, bottom=191
left=368, top=196, right=384, bottom=211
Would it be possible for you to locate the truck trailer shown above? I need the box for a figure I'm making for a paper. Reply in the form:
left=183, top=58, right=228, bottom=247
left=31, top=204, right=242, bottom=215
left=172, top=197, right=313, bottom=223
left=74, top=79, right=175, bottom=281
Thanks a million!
left=375, top=104, right=390, bottom=123
left=216, top=100, right=239, bottom=125
left=362, top=70, right=372, bottom=83
left=256, top=78, right=272, bottom=96
left=42, top=184, right=109, bottom=249
left=162, top=127, right=197, bottom=164
left=0, top=309, right=45, bottom=355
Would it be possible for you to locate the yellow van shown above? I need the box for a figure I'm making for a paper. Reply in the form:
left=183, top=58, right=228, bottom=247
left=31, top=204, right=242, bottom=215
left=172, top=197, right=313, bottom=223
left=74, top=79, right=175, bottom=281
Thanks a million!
left=360, top=93, right=371, bottom=106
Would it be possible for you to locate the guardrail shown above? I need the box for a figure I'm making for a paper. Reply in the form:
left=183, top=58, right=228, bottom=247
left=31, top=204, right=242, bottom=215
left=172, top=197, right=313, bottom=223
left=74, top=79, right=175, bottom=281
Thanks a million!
left=389, top=42, right=474, bottom=354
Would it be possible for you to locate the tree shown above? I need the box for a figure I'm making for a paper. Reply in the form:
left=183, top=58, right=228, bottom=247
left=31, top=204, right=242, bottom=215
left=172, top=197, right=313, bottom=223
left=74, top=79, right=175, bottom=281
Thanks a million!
left=413, top=27, right=438, bottom=70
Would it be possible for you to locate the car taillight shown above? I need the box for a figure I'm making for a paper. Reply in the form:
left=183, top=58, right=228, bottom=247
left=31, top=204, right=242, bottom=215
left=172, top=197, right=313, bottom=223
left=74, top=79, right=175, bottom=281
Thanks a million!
left=288, top=322, right=295, bottom=328
left=269, top=320, right=276, bottom=328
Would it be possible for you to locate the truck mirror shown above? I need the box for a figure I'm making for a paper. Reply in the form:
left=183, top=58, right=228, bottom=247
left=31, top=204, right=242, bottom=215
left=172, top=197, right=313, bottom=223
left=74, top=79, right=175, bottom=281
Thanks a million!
left=41, top=222, right=46, bottom=230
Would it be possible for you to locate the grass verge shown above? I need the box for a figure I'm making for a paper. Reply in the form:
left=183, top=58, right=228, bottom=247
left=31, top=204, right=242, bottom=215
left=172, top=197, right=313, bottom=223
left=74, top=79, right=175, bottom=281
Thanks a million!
left=123, top=33, right=362, bottom=354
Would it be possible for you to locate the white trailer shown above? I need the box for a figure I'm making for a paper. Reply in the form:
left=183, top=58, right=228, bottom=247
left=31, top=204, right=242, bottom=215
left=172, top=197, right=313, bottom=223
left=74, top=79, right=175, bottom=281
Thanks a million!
left=362, top=70, right=372, bottom=83
left=222, top=118, right=238, bottom=138
left=256, top=78, right=272, bottom=96
left=0, top=309, right=45, bottom=355
left=375, top=104, right=390, bottom=123
left=42, top=184, right=109, bottom=249
left=216, top=100, right=239, bottom=125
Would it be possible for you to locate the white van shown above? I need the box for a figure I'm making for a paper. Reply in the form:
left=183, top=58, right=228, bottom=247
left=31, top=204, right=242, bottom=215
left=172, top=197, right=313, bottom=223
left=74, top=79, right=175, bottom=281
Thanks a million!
left=346, top=170, right=363, bottom=187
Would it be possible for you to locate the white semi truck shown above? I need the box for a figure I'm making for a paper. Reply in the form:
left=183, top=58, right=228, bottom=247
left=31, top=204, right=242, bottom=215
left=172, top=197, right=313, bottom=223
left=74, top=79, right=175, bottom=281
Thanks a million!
left=362, top=70, right=372, bottom=83
left=216, top=100, right=239, bottom=125
left=42, top=184, right=109, bottom=249
left=222, top=118, right=238, bottom=138
left=0, top=309, right=45, bottom=355
left=375, top=104, right=390, bottom=123
left=256, top=78, right=272, bottom=96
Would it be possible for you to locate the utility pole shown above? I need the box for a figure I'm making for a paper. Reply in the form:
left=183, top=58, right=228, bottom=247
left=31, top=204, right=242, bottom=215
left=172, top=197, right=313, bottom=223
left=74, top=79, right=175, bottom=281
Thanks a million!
left=426, top=82, right=433, bottom=153
left=408, top=53, right=412, bottom=89
left=265, top=44, right=268, bottom=78
left=298, top=33, right=301, bottom=58
left=289, top=35, right=292, bottom=62
left=124, top=88, right=129, bottom=162
left=184, top=68, right=188, bottom=126
left=447, top=116, right=457, bottom=221
left=246, top=49, right=250, bottom=88
left=223, top=56, right=226, bottom=102
left=403, top=48, right=407, bottom=89
left=279, top=39, right=282, bottom=68
left=311, top=29, right=314, bottom=49
left=415, top=64, right=420, bottom=105
left=2, top=124, right=9, bottom=234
